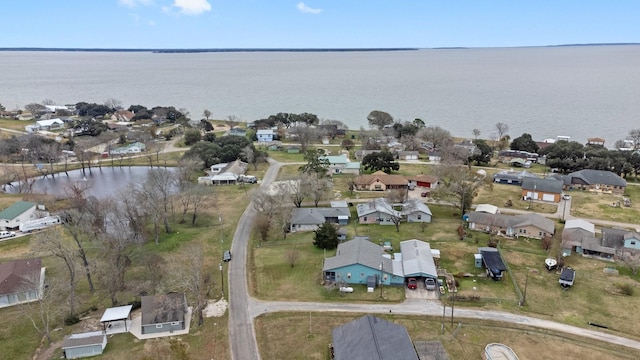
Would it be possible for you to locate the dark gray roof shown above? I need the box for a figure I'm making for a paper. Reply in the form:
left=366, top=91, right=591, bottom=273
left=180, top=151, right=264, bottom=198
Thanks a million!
left=546, top=173, right=571, bottom=186
left=601, top=227, right=629, bottom=248
left=480, top=249, right=506, bottom=271
left=62, top=332, right=105, bottom=349
left=568, top=169, right=626, bottom=187
left=493, top=170, right=538, bottom=181
left=323, top=238, right=393, bottom=272
left=521, top=177, right=564, bottom=193
left=141, top=293, right=186, bottom=326
left=290, top=207, right=350, bottom=225
left=332, top=315, right=418, bottom=360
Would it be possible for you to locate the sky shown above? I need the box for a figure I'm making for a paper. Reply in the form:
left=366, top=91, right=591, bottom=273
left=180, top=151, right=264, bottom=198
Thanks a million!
left=2, top=1, right=639, bottom=49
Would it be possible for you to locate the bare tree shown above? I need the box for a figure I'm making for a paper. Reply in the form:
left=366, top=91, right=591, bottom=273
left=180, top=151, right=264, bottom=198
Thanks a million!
left=473, top=128, right=481, bottom=139
left=226, top=114, right=240, bottom=128
left=165, top=241, right=212, bottom=327
left=41, top=98, right=55, bottom=106
left=622, top=250, right=640, bottom=275
left=376, top=198, right=404, bottom=232
left=178, top=184, right=214, bottom=225
left=303, top=173, right=333, bottom=207
left=137, top=168, right=176, bottom=242
left=20, top=277, right=61, bottom=345
left=627, top=129, right=640, bottom=150
left=25, top=102, right=46, bottom=117
left=241, top=146, right=257, bottom=170
left=277, top=180, right=306, bottom=208
left=419, top=125, right=452, bottom=150
left=104, top=98, right=123, bottom=110
left=495, top=122, right=509, bottom=140
left=60, top=207, right=99, bottom=292
left=32, top=227, right=78, bottom=317
left=203, top=109, right=212, bottom=121
left=432, top=160, right=491, bottom=216
left=255, top=213, right=272, bottom=243
left=289, top=123, right=319, bottom=153
left=139, top=252, right=167, bottom=294
left=285, top=249, right=301, bottom=268
left=175, top=157, right=204, bottom=190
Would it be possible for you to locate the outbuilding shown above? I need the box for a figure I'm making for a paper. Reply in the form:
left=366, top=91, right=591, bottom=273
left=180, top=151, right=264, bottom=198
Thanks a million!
left=62, top=331, right=107, bottom=359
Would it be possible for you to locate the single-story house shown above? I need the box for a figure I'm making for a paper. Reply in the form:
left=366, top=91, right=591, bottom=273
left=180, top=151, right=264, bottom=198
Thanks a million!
left=354, top=171, right=408, bottom=191
left=140, top=293, right=188, bottom=335
left=567, top=169, right=626, bottom=194
left=323, top=237, right=401, bottom=286
left=521, top=177, right=564, bottom=203
left=199, top=160, right=248, bottom=185
left=256, top=129, right=274, bottom=142
left=111, top=110, right=134, bottom=122
left=493, top=170, right=538, bottom=186
left=479, top=247, right=507, bottom=280
left=399, top=239, right=438, bottom=280
left=466, top=212, right=555, bottom=239
left=320, top=154, right=361, bottom=175
left=497, top=150, right=538, bottom=163
left=25, top=118, right=65, bottom=133
left=397, top=151, right=419, bottom=160
left=62, top=331, right=107, bottom=359
left=562, top=219, right=640, bottom=259
left=474, top=204, right=499, bottom=214
left=586, top=137, right=606, bottom=147
left=406, top=174, right=439, bottom=189
left=0, top=258, right=44, bottom=308
left=427, top=150, right=441, bottom=162
left=356, top=198, right=431, bottom=225
left=331, top=315, right=419, bottom=360
left=0, top=201, right=38, bottom=230
left=228, top=127, right=247, bottom=137
left=288, top=206, right=350, bottom=232
left=108, top=142, right=146, bottom=156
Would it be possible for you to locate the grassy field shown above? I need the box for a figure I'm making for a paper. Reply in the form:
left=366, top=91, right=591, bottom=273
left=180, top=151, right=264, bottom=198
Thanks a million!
left=255, top=312, right=640, bottom=360
left=0, top=118, right=33, bottom=131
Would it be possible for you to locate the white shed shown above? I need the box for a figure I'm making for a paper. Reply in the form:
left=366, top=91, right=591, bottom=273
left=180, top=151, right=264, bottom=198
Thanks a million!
left=62, top=331, right=107, bottom=359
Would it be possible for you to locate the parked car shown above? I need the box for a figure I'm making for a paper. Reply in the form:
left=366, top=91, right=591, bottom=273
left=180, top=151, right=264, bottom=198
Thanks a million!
left=0, top=231, right=16, bottom=239
left=223, top=250, right=232, bottom=262
left=425, top=278, right=436, bottom=291
left=407, top=278, right=417, bottom=290
left=421, top=191, right=429, bottom=197
left=563, top=194, right=571, bottom=200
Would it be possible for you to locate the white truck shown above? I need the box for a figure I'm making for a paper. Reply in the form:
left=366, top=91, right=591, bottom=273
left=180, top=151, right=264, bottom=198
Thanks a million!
left=18, top=216, right=62, bottom=233
left=0, top=231, right=16, bottom=239
left=238, top=175, right=257, bottom=184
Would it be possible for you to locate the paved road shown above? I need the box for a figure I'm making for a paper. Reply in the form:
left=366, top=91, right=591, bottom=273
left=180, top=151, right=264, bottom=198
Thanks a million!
left=228, top=158, right=282, bottom=360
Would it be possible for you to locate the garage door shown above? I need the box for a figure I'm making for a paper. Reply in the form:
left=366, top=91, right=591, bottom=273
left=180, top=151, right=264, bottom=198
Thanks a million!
left=542, top=194, right=555, bottom=202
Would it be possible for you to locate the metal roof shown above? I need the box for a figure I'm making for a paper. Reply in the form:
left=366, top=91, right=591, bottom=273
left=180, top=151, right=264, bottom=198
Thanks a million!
left=100, top=305, right=133, bottom=323
left=521, top=177, right=564, bottom=193
left=0, top=201, right=36, bottom=221
left=400, top=240, right=438, bottom=278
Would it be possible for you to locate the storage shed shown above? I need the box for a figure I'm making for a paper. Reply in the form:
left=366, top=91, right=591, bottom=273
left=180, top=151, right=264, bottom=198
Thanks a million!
left=62, top=331, right=107, bottom=359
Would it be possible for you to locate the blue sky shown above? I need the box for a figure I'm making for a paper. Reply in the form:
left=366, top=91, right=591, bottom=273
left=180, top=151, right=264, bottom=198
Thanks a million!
left=2, top=1, right=639, bottom=48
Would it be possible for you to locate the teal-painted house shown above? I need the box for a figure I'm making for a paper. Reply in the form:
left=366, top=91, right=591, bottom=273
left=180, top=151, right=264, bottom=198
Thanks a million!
left=323, top=237, right=404, bottom=286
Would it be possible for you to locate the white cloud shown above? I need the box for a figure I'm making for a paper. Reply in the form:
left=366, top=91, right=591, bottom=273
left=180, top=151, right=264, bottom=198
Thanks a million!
left=119, top=0, right=154, bottom=8
left=171, top=0, right=212, bottom=15
left=296, top=2, right=322, bottom=14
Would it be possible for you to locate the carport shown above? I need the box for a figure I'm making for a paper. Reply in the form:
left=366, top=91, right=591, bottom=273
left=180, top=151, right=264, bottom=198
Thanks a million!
left=400, top=240, right=438, bottom=281
left=100, top=304, right=133, bottom=332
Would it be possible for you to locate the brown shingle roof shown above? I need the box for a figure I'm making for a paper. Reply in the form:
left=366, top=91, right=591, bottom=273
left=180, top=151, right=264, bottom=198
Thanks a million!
left=0, top=258, right=42, bottom=295
left=406, top=174, right=438, bottom=183
left=355, top=171, right=408, bottom=186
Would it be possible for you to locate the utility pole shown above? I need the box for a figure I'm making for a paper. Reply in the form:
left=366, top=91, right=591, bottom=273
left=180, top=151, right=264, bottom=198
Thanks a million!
left=379, top=263, right=384, bottom=298
left=219, top=263, right=224, bottom=297
left=451, top=292, right=455, bottom=327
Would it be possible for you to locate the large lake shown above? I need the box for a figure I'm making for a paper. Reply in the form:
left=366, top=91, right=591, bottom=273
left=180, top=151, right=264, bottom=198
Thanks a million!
left=1, top=46, right=640, bottom=145
left=9, top=166, right=166, bottom=199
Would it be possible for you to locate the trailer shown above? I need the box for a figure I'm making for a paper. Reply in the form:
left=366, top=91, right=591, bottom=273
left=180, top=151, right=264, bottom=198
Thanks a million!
left=19, top=216, right=61, bottom=233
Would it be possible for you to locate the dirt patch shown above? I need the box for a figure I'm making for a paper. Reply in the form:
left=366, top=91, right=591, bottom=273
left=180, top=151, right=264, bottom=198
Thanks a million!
left=204, top=299, right=228, bottom=317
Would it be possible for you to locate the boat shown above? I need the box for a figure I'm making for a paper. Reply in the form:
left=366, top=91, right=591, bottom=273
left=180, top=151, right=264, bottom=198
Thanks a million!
left=559, top=267, right=576, bottom=288
left=545, top=258, right=558, bottom=271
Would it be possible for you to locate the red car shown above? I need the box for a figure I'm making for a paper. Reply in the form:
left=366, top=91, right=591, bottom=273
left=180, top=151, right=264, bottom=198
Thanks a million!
left=407, top=278, right=417, bottom=290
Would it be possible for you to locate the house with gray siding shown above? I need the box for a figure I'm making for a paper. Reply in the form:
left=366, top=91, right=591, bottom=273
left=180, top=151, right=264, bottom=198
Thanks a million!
left=140, top=293, right=188, bottom=335
left=256, top=129, right=274, bottom=142
left=62, top=331, right=107, bottom=359
left=356, top=198, right=431, bottom=225
left=466, top=212, right=555, bottom=239
left=289, top=206, right=350, bottom=232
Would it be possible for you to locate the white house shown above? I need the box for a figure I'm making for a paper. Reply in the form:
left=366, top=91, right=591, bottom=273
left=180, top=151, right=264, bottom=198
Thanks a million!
left=25, top=118, right=65, bottom=133
left=257, top=129, right=274, bottom=142
left=0, top=201, right=38, bottom=230
left=0, top=258, right=45, bottom=308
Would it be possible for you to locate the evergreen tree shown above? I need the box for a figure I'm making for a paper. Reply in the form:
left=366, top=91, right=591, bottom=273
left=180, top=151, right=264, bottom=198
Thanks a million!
left=313, top=222, right=339, bottom=249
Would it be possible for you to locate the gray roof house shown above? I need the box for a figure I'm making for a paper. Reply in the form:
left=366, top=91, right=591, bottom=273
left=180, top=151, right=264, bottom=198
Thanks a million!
left=356, top=198, right=432, bottom=225
left=289, top=206, right=350, bottom=232
left=332, top=315, right=419, bottom=360
left=493, top=170, right=538, bottom=185
left=62, top=331, right=107, bottom=359
left=140, top=293, right=188, bottom=335
left=466, top=212, right=555, bottom=239
left=566, top=169, right=626, bottom=194
left=563, top=220, right=640, bottom=259
left=399, top=239, right=438, bottom=279
left=521, top=177, right=564, bottom=202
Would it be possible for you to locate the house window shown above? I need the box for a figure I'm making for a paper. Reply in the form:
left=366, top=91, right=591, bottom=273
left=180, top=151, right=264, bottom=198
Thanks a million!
left=347, top=273, right=351, bottom=279
left=156, top=324, right=163, bottom=329
left=383, top=274, right=388, bottom=281
left=363, top=217, right=368, bottom=222
left=360, top=273, right=365, bottom=277
left=539, top=232, right=543, bottom=236
left=417, top=215, right=422, bottom=220
left=522, top=229, right=527, bottom=234
left=374, top=185, right=382, bottom=190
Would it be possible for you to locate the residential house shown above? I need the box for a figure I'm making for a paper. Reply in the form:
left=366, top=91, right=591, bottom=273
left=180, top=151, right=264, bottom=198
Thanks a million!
left=199, top=160, right=248, bottom=186
left=356, top=198, right=431, bottom=225
left=521, top=177, right=564, bottom=202
left=586, top=137, right=606, bottom=147
left=427, top=150, right=441, bottom=162
left=0, top=201, right=38, bottom=230
left=228, top=127, right=247, bottom=137
left=62, top=332, right=107, bottom=359
left=406, top=174, right=439, bottom=189
left=288, top=206, right=350, bottom=232
left=331, top=315, right=419, bottom=360
left=497, top=150, right=539, bottom=164
left=399, top=239, right=438, bottom=280
left=354, top=171, right=408, bottom=191
left=566, top=169, right=626, bottom=194
left=0, top=258, right=44, bottom=308
left=397, top=151, right=419, bottom=160
left=319, top=154, right=361, bottom=175
left=111, top=110, right=134, bottom=122
left=25, top=118, right=65, bottom=133
left=107, top=142, right=146, bottom=156
left=492, top=170, right=538, bottom=186
left=256, top=129, right=274, bottom=142
left=474, top=204, right=499, bottom=214
left=466, top=212, right=555, bottom=239
left=562, top=219, right=640, bottom=259
left=322, top=237, right=403, bottom=286
left=140, top=293, right=188, bottom=335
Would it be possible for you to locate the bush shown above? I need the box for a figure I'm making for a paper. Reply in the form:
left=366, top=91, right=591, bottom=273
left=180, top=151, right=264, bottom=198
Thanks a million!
left=184, top=129, right=202, bottom=146
left=616, top=283, right=634, bottom=296
left=64, top=314, right=80, bottom=325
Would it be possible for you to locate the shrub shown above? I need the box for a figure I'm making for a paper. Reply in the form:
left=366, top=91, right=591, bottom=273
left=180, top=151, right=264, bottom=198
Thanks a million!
left=616, top=283, right=634, bottom=296
left=64, top=314, right=80, bottom=325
